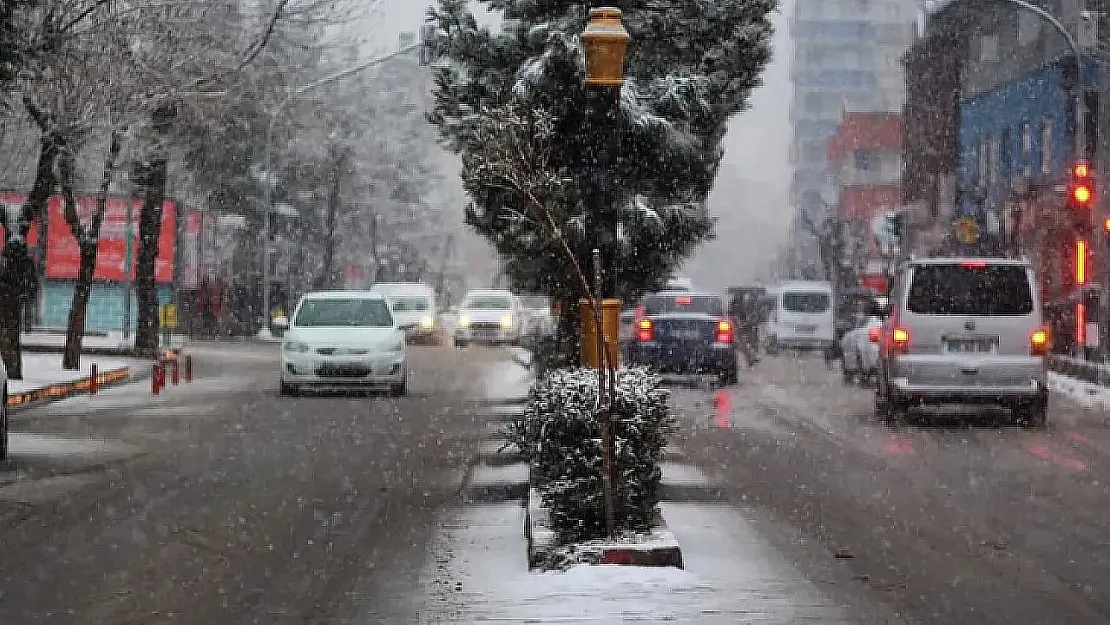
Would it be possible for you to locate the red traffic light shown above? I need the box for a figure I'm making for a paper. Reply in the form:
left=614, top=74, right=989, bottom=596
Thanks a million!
left=1071, top=160, right=1095, bottom=207
left=1074, top=183, right=1094, bottom=205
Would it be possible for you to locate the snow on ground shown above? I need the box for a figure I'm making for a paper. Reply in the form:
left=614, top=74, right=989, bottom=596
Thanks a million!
left=417, top=502, right=853, bottom=624
left=8, top=354, right=140, bottom=394
left=1048, top=371, right=1110, bottom=411
left=483, top=357, right=532, bottom=402
left=21, top=330, right=187, bottom=351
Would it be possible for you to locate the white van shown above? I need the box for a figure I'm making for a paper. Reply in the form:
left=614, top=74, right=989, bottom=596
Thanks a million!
left=765, top=281, right=835, bottom=353
left=369, top=282, right=439, bottom=344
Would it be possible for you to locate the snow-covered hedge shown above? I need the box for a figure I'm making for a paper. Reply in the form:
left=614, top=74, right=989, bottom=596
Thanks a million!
left=505, top=366, right=676, bottom=543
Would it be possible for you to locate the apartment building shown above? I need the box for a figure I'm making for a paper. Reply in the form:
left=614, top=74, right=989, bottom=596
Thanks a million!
left=789, top=0, right=919, bottom=271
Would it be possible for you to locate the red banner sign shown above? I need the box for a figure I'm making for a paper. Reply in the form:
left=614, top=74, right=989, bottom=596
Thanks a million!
left=0, top=194, right=194, bottom=284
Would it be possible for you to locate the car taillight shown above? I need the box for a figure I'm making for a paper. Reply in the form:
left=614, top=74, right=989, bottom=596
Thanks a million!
left=867, top=327, right=881, bottom=343
left=636, top=319, right=654, bottom=342
left=891, top=327, right=910, bottom=354
left=1030, top=328, right=1049, bottom=356
left=715, top=319, right=733, bottom=344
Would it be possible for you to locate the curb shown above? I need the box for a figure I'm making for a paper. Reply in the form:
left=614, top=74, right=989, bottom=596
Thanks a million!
left=7, top=366, right=133, bottom=411
left=525, top=488, right=684, bottom=570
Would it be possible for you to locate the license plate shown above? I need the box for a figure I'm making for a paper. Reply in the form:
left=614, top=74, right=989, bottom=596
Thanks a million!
left=945, top=338, right=997, bottom=354
left=317, top=363, right=370, bottom=377
left=796, top=325, right=816, bottom=334
left=673, top=329, right=701, bottom=340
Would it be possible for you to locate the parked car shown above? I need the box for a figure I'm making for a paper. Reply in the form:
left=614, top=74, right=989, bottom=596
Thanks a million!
left=454, top=289, right=523, bottom=347
left=625, top=291, right=738, bottom=385
left=839, top=313, right=884, bottom=387
left=875, top=256, right=1049, bottom=426
left=280, top=290, right=407, bottom=396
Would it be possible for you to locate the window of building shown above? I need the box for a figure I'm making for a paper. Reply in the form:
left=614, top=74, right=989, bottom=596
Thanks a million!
left=987, top=134, right=999, bottom=186
left=854, top=149, right=872, bottom=171
left=999, top=129, right=1012, bottom=180
left=1018, top=12, right=1041, bottom=46
left=1021, top=121, right=1032, bottom=176
left=1041, top=119, right=1053, bottom=174
left=979, top=135, right=991, bottom=186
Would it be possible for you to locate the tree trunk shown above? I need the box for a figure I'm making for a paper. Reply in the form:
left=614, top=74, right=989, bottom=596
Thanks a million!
left=61, top=131, right=119, bottom=369
left=63, top=246, right=97, bottom=369
left=315, top=149, right=342, bottom=290
left=0, top=133, right=58, bottom=380
left=134, top=158, right=167, bottom=355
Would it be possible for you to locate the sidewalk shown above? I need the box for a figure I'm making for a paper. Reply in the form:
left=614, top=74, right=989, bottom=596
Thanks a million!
left=21, top=329, right=188, bottom=355
left=7, top=353, right=145, bottom=410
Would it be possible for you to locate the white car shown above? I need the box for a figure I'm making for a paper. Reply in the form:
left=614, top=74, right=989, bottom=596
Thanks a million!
left=280, top=290, right=407, bottom=396
left=370, top=282, right=440, bottom=344
left=454, top=289, right=522, bottom=347
left=840, top=315, right=884, bottom=386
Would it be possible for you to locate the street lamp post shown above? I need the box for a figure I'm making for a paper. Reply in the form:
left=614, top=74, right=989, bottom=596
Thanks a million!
left=261, top=41, right=420, bottom=330
left=582, top=6, right=631, bottom=540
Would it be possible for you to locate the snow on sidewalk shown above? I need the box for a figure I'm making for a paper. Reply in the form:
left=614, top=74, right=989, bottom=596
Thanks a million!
left=8, top=353, right=140, bottom=394
left=21, top=330, right=187, bottom=351
left=416, top=502, right=854, bottom=624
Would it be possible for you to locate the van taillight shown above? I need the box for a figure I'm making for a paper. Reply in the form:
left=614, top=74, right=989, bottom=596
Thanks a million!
left=636, top=319, right=654, bottom=342
left=715, top=320, right=733, bottom=344
left=891, top=327, right=910, bottom=354
left=1030, top=328, right=1049, bottom=356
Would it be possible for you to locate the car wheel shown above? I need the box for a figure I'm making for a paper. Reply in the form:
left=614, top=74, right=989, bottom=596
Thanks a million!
left=765, top=337, right=779, bottom=355
left=1015, top=395, right=1048, bottom=428
left=390, top=380, right=408, bottom=397
left=454, top=338, right=468, bottom=348
left=875, top=386, right=906, bottom=423
left=0, top=384, right=8, bottom=461
left=279, top=381, right=299, bottom=397
left=840, top=355, right=855, bottom=385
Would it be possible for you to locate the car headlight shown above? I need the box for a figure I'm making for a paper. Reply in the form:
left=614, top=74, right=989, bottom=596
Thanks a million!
left=499, top=314, right=514, bottom=328
left=458, top=314, right=471, bottom=327
left=284, top=341, right=310, bottom=353
left=419, top=315, right=434, bottom=328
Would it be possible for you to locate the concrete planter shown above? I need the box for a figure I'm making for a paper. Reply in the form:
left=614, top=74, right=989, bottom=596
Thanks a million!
left=524, top=487, right=683, bottom=570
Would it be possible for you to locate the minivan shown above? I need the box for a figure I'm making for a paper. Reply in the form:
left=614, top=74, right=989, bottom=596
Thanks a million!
left=875, top=257, right=1048, bottom=426
left=765, top=281, right=835, bottom=353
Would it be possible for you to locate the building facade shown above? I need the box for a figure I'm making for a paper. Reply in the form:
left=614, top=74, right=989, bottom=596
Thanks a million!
left=905, top=0, right=1098, bottom=299
left=789, top=0, right=919, bottom=275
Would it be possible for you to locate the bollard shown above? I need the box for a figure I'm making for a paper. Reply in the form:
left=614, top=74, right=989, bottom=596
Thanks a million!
left=184, top=355, right=193, bottom=383
left=152, top=363, right=162, bottom=395
left=90, top=363, right=99, bottom=395
left=171, top=358, right=180, bottom=385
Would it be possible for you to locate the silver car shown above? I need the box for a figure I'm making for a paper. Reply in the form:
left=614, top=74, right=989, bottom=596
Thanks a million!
left=875, top=256, right=1049, bottom=426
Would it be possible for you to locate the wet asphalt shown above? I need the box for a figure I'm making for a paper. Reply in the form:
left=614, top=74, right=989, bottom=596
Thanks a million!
left=1, top=341, right=1108, bottom=624
left=0, top=341, right=506, bottom=624
left=670, top=353, right=1110, bottom=625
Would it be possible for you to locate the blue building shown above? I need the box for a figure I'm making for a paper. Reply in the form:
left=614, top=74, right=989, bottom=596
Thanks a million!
left=905, top=0, right=1100, bottom=316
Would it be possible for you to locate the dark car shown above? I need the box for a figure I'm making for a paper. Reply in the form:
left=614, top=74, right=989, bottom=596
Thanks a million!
left=625, top=291, right=738, bottom=385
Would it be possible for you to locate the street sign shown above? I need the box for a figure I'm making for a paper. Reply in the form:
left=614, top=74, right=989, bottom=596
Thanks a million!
left=160, top=303, right=178, bottom=329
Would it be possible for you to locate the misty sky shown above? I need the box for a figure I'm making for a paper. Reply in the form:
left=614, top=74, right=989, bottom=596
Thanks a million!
left=360, top=0, right=794, bottom=294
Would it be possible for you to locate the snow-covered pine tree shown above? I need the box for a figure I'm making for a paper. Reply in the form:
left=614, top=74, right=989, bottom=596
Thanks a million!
left=427, top=0, right=776, bottom=310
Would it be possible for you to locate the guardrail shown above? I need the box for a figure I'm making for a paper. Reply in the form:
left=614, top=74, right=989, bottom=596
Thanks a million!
left=7, top=365, right=132, bottom=408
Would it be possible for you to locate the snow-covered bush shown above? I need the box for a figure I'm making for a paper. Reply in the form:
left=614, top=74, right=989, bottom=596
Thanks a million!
left=506, top=366, right=676, bottom=543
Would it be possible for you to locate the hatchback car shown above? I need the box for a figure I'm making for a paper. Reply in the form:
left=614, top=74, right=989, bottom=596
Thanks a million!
left=280, top=291, right=407, bottom=396
left=875, top=257, right=1048, bottom=425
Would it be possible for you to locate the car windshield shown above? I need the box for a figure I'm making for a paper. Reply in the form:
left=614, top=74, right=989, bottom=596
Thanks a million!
left=907, top=264, right=1033, bottom=315
left=390, top=296, right=429, bottom=312
left=642, top=295, right=724, bottom=315
left=464, top=295, right=513, bottom=310
left=293, top=298, right=393, bottom=327
left=782, top=292, right=830, bottom=313
left=518, top=296, right=549, bottom=310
